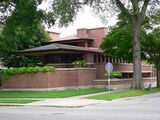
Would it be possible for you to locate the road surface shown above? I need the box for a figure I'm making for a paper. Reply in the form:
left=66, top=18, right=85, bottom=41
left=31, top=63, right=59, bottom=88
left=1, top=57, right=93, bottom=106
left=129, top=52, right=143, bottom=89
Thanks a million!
left=0, top=93, right=160, bottom=120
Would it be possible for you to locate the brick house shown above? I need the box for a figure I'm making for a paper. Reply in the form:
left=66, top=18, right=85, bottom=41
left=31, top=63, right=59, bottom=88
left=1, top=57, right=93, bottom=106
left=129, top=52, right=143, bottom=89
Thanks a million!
left=19, top=27, right=153, bottom=80
left=1, top=27, right=154, bottom=90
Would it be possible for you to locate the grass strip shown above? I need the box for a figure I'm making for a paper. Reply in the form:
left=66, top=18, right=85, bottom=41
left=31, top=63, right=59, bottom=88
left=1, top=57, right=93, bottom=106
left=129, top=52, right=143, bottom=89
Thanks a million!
left=0, top=88, right=106, bottom=98
left=88, top=88, right=160, bottom=101
left=0, top=100, right=38, bottom=104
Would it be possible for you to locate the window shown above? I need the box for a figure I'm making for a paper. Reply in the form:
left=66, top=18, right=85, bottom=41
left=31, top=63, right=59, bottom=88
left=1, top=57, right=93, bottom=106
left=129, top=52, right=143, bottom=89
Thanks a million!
left=105, top=56, right=108, bottom=62
left=98, top=55, right=101, bottom=63
left=94, top=55, right=97, bottom=63
left=46, top=54, right=83, bottom=63
left=102, top=55, right=105, bottom=63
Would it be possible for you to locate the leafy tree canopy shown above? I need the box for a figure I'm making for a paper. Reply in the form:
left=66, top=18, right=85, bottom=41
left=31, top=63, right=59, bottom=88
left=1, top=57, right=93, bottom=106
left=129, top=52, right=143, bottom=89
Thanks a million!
left=0, top=0, right=81, bottom=27
left=100, top=10, right=160, bottom=87
left=100, top=12, right=149, bottom=62
left=0, top=0, right=50, bottom=67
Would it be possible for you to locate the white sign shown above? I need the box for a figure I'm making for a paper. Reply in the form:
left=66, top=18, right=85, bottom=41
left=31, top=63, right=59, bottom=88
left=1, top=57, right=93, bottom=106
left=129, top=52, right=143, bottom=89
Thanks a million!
left=105, top=62, right=113, bottom=93
left=105, top=62, right=113, bottom=73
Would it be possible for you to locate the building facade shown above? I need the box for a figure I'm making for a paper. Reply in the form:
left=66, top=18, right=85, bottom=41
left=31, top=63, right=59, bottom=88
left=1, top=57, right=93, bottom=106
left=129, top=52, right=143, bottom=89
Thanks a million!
left=19, top=27, right=154, bottom=80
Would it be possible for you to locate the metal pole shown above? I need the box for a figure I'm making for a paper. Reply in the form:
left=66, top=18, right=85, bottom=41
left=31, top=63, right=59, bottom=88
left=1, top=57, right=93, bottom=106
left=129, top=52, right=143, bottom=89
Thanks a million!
left=108, top=72, right=111, bottom=94
left=0, top=71, right=2, bottom=89
left=149, top=64, right=153, bottom=88
left=150, top=64, right=153, bottom=82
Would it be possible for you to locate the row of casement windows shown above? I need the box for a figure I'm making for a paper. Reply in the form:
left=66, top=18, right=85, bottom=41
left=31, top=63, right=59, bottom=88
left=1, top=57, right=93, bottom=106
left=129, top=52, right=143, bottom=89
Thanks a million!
left=94, top=55, right=129, bottom=63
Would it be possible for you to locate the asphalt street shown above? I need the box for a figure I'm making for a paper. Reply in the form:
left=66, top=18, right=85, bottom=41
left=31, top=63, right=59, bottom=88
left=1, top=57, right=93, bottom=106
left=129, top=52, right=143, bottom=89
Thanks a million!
left=0, top=93, right=160, bottom=120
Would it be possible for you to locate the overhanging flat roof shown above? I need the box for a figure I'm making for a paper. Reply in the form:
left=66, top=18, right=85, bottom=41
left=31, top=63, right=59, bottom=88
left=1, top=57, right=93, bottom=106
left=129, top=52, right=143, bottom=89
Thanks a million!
left=18, top=43, right=102, bottom=56
left=45, top=35, right=93, bottom=45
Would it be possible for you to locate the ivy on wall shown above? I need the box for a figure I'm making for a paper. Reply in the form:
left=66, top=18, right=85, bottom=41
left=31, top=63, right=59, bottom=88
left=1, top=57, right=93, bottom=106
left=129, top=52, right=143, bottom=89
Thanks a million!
left=1, top=66, right=55, bottom=79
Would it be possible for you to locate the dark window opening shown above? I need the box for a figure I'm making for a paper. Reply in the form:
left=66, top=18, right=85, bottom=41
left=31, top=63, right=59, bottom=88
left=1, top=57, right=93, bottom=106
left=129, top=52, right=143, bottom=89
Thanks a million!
left=94, top=55, right=97, bottom=63
left=46, top=54, right=83, bottom=63
left=102, top=55, right=105, bottom=63
left=98, top=55, right=101, bottom=63
left=105, top=56, right=108, bottom=62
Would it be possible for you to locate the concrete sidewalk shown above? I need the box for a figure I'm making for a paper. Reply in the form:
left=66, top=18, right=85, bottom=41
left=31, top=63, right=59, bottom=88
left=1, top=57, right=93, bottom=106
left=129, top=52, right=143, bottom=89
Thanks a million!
left=0, top=91, right=109, bottom=107
left=25, top=92, right=109, bottom=108
left=26, top=98, right=108, bottom=108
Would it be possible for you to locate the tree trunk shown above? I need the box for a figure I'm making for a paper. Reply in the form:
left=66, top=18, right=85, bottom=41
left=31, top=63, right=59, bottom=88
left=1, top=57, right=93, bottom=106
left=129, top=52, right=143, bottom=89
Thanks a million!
left=156, top=62, right=160, bottom=87
left=131, top=16, right=144, bottom=89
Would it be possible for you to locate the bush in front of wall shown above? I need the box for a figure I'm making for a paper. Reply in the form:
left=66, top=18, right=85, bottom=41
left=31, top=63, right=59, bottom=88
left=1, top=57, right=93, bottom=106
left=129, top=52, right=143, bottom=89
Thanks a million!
left=105, top=71, right=122, bottom=78
left=1, top=66, right=55, bottom=79
left=72, top=60, right=87, bottom=67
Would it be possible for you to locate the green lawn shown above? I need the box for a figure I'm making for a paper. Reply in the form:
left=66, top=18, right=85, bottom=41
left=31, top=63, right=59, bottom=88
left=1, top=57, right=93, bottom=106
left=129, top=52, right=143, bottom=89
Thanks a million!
left=0, top=100, right=38, bottom=104
left=88, top=88, right=160, bottom=101
left=0, top=88, right=106, bottom=98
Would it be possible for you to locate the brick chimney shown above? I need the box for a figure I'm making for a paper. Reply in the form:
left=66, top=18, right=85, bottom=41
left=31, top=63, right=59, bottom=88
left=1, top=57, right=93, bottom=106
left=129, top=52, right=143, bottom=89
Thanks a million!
left=48, top=31, right=60, bottom=40
left=77, top=28, right=89, bottom=38
left=87, top=27, right=108, bottom=48
left=76, top=27, right=108, bottom=48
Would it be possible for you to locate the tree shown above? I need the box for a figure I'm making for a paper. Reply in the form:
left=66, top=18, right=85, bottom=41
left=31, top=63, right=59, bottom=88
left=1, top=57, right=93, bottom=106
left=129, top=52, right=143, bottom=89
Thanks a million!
left=101, top=11, right=160, bottom=88
left=50, top=0, right=160, bottom=89
left=141, top=10, right=160, bottom=87
left=94, top=0, right=160, bottom=89
left=0, top=0, right=78, bottom=27
left=0, top=23, right=4, bottom=33
left=100, top=13, right=133, bottom=62
left=0, top=0, right=50, bottom=67
left=142, top=29, right=160, bottom=87
left=0, top=0, right=83, bottom=67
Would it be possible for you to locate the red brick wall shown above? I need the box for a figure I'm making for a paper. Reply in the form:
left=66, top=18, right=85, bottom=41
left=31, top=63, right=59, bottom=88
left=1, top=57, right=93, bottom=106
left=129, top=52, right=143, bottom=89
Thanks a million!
left=77, top=69, right=96, bottom=86
left=77, top=28, right=89, bottom=38
left=1, top=66, right=156, bottom=90
left=76, top=28, right=108, bottom=48
left=114, top=63, right=151, bottom=72
left=93, top=63, right=153, bottom=79
left=2, top=68, right=96, bottom=89
left=48, top=32, right=60, bottom=40
left=88, top=28, right=108, bottom=48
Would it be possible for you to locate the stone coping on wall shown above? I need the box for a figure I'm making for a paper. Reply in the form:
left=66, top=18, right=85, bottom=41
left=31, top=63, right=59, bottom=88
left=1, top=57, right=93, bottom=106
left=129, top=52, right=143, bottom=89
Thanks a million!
left=119, top=71, right=151, bottom=73
left=49, top=62, right=152, bottom=67
left=56, top=68, right=96, bottom=71
left=91, top=63, right=151, bottom=67
left=94, top=77, right=156, bottom=82
left=93, top=78, right=132, bottom=82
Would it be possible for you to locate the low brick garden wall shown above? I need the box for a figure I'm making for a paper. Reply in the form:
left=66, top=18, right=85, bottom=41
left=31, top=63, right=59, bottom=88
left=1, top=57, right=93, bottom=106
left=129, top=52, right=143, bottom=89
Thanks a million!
left=1, top=67, right=157, bottom=91
left=1, top=68, right=96, bottom=90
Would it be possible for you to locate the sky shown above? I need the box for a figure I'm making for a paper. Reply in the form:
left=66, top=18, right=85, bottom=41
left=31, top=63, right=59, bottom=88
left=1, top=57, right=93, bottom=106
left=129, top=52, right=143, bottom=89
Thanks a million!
left=46, top=6, right=117, bottom=37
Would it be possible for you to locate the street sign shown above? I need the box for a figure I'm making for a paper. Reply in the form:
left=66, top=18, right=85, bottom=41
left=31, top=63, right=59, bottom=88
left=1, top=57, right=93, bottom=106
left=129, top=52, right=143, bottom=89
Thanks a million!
left=105, top=62, right=113, bottom=94
left=105, top=62, right=113, bottom=73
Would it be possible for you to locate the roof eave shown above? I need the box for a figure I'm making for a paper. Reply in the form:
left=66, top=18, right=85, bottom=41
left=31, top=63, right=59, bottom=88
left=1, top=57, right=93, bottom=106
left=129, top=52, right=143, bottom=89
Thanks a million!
left=17, top=48, right=102, bottom=56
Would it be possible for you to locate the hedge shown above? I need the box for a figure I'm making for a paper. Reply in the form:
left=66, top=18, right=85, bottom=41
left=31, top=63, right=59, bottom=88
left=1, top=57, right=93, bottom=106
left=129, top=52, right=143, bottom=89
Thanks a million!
left=105, top=71, right=122, bottom=77
left=1, top=66, right=55, bottom=79
left=72, top=60, right=87, bottom=67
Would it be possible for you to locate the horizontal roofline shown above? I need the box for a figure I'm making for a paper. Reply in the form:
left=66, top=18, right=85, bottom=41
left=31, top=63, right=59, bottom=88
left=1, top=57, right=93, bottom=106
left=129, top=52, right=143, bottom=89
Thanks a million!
left=17, top=43, right=102, bottom=56
left=47, top=31, right=60, bottom=34
left=46, top=38, right=93, bottom=44
left=77, top=27, right=108, bottom=30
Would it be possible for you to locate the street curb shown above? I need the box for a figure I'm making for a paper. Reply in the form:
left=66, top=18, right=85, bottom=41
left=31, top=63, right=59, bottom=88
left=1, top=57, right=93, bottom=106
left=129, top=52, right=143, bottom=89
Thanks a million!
left=112, top=92, right=160, bottom=101
left=26, top=102, right=100, bottom=108
left=0, top=104, right=25, bottom=106
left=0, top=103, right=99, bottom=108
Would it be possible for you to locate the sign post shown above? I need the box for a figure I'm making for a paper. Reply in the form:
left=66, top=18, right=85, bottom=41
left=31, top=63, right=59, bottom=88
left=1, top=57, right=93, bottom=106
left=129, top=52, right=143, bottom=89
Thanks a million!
left=105, top=62, right=113, bottom=93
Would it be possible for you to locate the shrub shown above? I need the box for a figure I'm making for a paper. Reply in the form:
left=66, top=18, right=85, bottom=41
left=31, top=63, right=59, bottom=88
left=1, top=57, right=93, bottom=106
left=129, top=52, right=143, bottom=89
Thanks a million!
left=72, top=60, right=87, bottom=67
left=1, top=66, right=55, bottom=79
left=105, top=71, right=122, bottom=78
